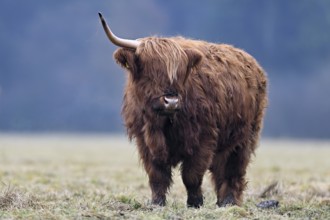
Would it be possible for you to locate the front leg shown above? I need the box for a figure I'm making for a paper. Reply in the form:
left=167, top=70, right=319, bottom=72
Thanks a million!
left=181, top=150, right=212, bottom=208
left=147, top=161, right=172, bottom=206
left=181, top=164, right=204, bottom=208
left=140, top=124, right=171, bottom=206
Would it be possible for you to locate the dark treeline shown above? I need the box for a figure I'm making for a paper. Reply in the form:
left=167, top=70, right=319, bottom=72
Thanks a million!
left=0, top=0, right=329, bottom=138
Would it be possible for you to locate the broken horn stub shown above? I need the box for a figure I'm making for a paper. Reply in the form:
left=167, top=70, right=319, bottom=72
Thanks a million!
left=98, top=12, right=140, bottom=49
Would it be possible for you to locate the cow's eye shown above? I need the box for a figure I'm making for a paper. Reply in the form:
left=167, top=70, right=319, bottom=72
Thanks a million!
left=125, top=62, right=130, bottom=69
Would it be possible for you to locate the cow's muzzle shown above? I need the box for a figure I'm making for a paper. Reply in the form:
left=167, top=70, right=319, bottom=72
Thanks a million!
left=164, top=96, right=179, bottom=110
left=152, top=95, right=181, bottom=115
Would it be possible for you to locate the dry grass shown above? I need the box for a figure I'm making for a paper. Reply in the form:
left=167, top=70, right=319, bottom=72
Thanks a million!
left=0, top=134, right=329, bottom=219
left=0, top=184, right=40, bottom=210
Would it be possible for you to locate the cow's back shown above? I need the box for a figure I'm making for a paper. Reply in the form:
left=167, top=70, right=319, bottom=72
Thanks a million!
left=176, top=37, right=267, bottom=151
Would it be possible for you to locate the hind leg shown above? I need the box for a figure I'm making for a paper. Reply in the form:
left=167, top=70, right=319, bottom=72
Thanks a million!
left=211, top=146, right=251, bottom=207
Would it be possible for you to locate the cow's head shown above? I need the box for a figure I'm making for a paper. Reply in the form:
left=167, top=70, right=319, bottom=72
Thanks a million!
left=99, top=13, right=202, bottom=116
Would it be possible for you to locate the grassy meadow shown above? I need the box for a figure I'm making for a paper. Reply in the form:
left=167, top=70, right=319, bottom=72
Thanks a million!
left=0, top=134, right=329, bottom=219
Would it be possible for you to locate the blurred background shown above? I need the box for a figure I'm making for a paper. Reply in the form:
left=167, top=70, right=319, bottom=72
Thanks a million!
left=0, top=0, right=329, bottom=139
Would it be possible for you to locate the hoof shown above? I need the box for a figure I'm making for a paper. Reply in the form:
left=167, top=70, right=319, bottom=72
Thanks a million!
left=187, top=195, right=203, bottom=208
left=217, top=193, right=236, bottom=207
left=152, top=196, right=166, bottom=206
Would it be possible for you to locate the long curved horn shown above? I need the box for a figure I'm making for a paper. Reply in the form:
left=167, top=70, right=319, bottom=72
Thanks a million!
left=98, top=13, right=140, bottom=49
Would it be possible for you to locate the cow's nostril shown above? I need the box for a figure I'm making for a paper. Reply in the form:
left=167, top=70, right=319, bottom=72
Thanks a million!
left=164, top=97, right=178, bottom=106
left=164, top=97, right=169, bottom=105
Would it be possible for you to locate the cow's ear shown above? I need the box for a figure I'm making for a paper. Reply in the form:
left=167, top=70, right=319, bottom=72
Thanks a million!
left=185, top=49, right=202, bottom=69
left=113, top=48, right=137, bottom=71
left=114, top=48, right=141, bottom=81
left=184, top=49, right=202, bottom=83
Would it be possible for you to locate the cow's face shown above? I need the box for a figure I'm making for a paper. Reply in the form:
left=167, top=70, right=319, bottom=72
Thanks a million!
left=114, top=38, right=201, bottom=116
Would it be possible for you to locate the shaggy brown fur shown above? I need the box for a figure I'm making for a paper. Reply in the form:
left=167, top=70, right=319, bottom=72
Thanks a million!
left=113, top=36, right=267, bottom=208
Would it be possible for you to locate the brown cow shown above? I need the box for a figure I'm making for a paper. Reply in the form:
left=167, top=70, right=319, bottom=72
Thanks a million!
left=99, top=13, right=267, bottom=208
